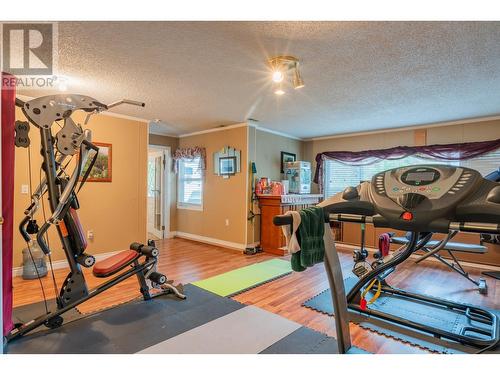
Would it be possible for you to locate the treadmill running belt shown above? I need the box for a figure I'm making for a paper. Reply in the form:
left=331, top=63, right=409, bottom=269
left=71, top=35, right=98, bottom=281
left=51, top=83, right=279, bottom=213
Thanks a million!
left=303, top=286, right=500, bottom=353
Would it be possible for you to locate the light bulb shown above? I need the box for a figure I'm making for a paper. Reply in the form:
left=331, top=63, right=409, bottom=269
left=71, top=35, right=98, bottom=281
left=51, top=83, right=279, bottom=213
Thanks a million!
left=272, top=70, right=284, bottom=83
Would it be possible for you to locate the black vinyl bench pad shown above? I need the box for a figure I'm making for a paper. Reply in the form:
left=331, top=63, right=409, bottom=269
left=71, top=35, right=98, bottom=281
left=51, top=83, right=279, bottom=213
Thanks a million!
left=391, top=237, right=487, bottom=254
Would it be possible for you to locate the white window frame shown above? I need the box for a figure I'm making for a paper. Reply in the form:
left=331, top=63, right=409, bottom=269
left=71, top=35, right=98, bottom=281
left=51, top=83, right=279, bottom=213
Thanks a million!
left=177, top=157, right=204, bottom=211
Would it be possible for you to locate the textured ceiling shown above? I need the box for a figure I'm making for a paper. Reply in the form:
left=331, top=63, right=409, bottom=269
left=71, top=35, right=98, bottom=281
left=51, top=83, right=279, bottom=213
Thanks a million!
left=18, top=21, right=500, bottom=138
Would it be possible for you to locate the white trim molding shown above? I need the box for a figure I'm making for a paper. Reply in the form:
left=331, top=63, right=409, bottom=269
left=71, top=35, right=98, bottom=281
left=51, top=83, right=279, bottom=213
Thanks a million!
left=178, top=122, right=303, bottom=141
left=178, top=123, right=248, bottom=138
left=173, top=231, right=246, bottom=252
left=149, top=129, right=179, bottom=138
left=248, top=122, right=303, bottom=141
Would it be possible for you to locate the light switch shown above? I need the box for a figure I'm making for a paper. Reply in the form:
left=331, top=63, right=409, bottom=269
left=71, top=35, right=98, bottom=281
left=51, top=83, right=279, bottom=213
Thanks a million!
left=21, top=184, right=29, bottom=194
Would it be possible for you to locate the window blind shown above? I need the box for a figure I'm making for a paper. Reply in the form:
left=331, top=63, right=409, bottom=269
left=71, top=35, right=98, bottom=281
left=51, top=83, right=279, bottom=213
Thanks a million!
left=178, top=157, right=203, bottom=207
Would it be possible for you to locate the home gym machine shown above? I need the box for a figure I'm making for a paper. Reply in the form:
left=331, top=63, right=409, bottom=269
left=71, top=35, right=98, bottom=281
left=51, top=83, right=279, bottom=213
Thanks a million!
left=274, top=164, right=500, bottom=353
left=5, top=94, right=185, bottom=344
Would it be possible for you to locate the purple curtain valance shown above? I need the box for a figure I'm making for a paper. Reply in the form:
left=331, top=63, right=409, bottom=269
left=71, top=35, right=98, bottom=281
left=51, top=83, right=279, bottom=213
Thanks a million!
left=173, top=146, right=206, bottom=173
left=314, top=138, right=500, bottom=191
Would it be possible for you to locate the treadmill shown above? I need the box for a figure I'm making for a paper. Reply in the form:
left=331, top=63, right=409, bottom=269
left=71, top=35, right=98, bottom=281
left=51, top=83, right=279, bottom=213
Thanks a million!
left=274, top=164, right=500, bottom=354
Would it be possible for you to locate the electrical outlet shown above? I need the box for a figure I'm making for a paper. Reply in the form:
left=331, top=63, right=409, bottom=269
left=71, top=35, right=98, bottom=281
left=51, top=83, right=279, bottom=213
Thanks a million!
left=87, top=230, right=94, bottom=240
left=225, top=219, right=229, bottom=226
left=21, top=184, right=29, bottom=194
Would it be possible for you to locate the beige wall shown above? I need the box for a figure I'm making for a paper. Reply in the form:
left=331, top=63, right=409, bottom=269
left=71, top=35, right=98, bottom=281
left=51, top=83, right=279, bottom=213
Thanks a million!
left=176, top=125, right=249, bottom=246
left=247, top=127, right=305, bottom=244
left=148, top=133, right=179, bottom=232
left=13, top=109, right=148, bottom=267
left=426, top=119, right=500, bottom=144
left=254, top=129, right=304, bottom=181
left=305, top=119, right=500, bottom=192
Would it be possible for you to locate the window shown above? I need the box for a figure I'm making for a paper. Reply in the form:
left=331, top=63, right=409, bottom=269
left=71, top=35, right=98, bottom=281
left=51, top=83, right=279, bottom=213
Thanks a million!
left=177, top=157, right=203, bottom=210
left=323, top=150, right=500, bottom=198
left=459, top=150, right=500, bottom=176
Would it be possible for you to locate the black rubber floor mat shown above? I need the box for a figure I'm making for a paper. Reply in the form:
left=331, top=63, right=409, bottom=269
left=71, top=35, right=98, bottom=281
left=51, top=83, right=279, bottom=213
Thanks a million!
left=482, top=271, right=500, bottom=280
left=260, top=326, right=369, bottom=354
left=303, top=287, right=500, bottom=353
left=260, top=326, right=340, bottom=354
left=6, top=284, right=244, bottom=354
left=12, top=299, right=82, bottom=334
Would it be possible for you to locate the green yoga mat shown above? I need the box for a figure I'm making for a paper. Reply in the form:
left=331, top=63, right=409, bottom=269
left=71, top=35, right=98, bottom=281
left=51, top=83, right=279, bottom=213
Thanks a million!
left=192, top=259, right=292, bottom=297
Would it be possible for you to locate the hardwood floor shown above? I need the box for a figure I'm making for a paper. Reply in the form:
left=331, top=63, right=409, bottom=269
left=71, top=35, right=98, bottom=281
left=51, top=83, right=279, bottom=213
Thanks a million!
left=12, top=238, right=500, bottom=354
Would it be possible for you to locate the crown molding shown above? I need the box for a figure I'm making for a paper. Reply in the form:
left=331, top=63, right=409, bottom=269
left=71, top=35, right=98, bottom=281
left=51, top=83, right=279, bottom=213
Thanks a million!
left=249, top=123, right=303, bottom=141
left=148, top=128, right=179, bottom=138
left=178, top=122, right=248, bottom=138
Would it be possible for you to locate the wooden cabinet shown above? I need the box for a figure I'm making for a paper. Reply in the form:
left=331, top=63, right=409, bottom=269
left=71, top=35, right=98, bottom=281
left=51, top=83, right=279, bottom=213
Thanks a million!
left=257, top=194, right=323, bottom=255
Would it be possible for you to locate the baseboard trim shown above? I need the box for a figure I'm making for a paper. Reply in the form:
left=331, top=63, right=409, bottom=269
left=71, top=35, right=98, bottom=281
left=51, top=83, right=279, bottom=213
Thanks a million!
left=164, top=231, right=176, bottom=239
left=336, top=243, right=500, bottom=271
left=173, top=231, right=245, bottom=252
left=13, top=250, right=122, bottom=277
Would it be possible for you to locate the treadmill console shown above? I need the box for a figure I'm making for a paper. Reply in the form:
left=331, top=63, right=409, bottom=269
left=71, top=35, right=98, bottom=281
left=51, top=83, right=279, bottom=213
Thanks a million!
left=369, top=165, right=491, bottom=232
left=375, top=165, right=476, bottom=200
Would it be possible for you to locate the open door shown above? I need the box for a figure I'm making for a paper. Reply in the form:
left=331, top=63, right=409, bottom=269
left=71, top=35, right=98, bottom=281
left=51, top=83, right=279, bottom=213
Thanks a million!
left=147, top=147, right=169, bottom=240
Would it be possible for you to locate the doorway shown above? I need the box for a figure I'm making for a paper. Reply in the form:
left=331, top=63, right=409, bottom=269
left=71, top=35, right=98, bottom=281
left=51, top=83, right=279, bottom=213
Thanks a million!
left=147, top=145, right=170, bottom=240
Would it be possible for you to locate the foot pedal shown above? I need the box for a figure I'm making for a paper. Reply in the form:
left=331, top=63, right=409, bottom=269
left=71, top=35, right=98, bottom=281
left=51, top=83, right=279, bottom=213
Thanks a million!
left=159, top=282, right=186, bottom=300
left=353, top=263, right=370, bottom=278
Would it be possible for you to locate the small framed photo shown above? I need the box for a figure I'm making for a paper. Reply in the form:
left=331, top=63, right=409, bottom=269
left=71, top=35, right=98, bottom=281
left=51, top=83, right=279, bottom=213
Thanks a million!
left=80, top=142, right=113, bottom=182
left=219, top=156, right=236, bottom=176
left=280, top=151, right=296, bottom=173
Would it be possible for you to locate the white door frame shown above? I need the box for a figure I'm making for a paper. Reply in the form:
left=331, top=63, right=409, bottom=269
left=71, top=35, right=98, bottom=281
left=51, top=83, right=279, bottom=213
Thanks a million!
left=147, top=145, right=171, bottom=239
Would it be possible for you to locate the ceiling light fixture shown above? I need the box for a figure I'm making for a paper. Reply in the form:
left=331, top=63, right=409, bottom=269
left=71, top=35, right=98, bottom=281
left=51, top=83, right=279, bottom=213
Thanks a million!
left=267, top=55, right=305, bottom=95
left=293, top=67, right=305, bottom=89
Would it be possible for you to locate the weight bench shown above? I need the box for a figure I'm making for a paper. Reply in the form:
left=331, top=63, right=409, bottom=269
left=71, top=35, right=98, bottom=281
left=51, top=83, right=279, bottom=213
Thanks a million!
left=392, top=236, right=488, bottom=294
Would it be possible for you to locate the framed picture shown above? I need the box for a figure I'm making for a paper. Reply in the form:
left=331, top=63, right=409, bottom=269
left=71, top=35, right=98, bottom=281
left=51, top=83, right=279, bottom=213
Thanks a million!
left=280, top=151, right=296, bottom=173
left=80, top=142, right=112, bottom=182
left=219, top=156, right=236, bottom=176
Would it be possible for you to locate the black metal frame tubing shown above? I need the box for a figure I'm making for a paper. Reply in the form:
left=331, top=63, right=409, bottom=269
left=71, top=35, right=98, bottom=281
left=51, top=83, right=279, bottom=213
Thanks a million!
left=6, top=257, right=157, bottom=342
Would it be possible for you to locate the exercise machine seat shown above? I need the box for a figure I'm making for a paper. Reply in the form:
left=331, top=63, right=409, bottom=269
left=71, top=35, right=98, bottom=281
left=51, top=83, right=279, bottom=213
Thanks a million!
left=93, top=250, right=140, bottom=278
left=391, top=237, right=487, bottom=254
